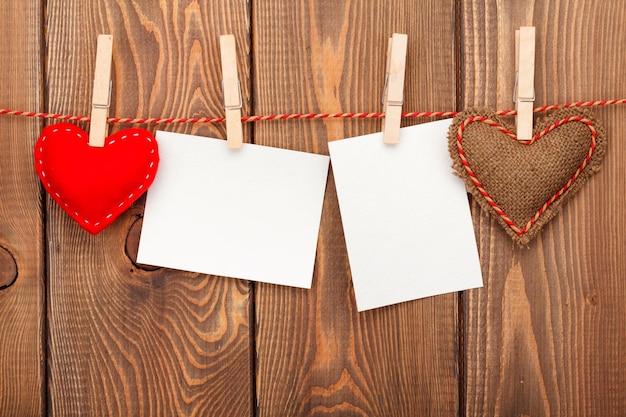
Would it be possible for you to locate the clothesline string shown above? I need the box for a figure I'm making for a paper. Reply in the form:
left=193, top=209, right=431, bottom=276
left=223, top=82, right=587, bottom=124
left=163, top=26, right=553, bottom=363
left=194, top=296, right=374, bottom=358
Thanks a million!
left=1, top=99, right=625, bottom=125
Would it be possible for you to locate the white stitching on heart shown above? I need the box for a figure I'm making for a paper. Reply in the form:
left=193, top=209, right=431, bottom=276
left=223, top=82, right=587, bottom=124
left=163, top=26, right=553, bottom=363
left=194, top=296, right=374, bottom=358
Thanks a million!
left=37, top=128, right=158, bottom=232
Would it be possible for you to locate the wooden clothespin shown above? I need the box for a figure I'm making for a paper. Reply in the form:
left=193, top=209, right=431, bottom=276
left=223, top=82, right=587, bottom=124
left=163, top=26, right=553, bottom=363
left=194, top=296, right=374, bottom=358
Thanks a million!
left=90, top=34, right=113, bottom=147
left=382, top=33, right=408, bottom=144
left=514, top=26, right=536, bottom=140
left=220, top=34, right=243, bottom=149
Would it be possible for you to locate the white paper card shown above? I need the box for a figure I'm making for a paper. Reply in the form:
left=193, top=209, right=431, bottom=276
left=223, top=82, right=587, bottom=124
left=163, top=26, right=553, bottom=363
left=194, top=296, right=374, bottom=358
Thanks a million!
left=328, top=119, right=483, bottom=311
left=137, top=131, right=330, bottom=288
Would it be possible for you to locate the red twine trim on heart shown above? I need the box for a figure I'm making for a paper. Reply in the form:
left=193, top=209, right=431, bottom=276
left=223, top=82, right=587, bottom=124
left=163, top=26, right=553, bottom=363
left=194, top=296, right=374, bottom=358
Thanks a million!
left=0, top=99, right=625, bottom=125
left=455, top=115, right=598, bottom=236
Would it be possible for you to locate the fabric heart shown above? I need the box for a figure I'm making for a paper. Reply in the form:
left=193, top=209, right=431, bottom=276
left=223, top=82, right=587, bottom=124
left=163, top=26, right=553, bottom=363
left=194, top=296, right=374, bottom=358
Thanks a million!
left=35, top=123, right=159, bottom=234
left=448, top=107, right=605, bottom=245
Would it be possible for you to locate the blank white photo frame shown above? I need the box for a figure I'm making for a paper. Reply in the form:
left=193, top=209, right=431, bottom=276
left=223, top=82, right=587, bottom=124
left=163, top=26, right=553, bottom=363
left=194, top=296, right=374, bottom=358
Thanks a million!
left=328, top=119, right=483, bottom=311
left=137, top=131, right=330, bottom=288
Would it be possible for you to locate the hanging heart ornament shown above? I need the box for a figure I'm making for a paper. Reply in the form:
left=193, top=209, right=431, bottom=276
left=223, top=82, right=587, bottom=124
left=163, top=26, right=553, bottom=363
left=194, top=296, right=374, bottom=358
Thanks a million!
left=35, top=123, right=159, bottom=234
left=448, top=108, right=606, bottom=245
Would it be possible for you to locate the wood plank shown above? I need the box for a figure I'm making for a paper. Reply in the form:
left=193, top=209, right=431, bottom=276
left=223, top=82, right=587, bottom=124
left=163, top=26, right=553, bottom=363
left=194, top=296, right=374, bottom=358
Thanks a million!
left=253, top=2, right=459, bottom=416
left=0, top=2, right=45, bottom=416
left=462, top=1, right=626, bottom=415
left=45, top=1, right=253, bottom=415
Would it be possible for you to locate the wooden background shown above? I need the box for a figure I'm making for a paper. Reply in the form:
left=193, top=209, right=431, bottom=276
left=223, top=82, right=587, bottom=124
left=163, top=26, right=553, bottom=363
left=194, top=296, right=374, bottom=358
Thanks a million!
left=1, top=1, right=624, bottom=416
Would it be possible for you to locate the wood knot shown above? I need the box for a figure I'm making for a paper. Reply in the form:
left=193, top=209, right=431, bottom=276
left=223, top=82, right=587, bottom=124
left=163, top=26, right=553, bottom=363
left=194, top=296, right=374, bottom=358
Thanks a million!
left=125, top=217, right=160, bottom=271
left=0, top=245, right=18, bottom=289
left=586, top=292, right=598, bottom=306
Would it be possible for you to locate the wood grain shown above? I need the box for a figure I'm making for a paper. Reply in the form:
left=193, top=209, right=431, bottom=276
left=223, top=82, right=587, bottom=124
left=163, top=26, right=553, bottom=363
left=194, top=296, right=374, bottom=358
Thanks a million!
left=252, top=2, right=459, bottom=416
left=0, top=1, right=45, bottom=416
left=462, top=1, right=626, bottom=416
left=0, top=247, right=18, bottom=289
left=2, top=1, right=625, bottom=415
left=45, top=1, right=253, bottom=415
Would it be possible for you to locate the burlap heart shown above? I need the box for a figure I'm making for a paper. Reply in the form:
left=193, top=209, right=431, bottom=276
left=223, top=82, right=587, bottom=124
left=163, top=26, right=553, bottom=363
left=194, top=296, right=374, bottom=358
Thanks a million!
left=448, top=107, right=606, bottom=245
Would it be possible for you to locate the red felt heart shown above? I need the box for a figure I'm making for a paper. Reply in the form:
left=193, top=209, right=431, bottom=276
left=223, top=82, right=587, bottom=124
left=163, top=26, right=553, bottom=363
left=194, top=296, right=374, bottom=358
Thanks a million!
left=448, top=108, right=606, bottom=245
left=35, top=123, right=159, bottom=234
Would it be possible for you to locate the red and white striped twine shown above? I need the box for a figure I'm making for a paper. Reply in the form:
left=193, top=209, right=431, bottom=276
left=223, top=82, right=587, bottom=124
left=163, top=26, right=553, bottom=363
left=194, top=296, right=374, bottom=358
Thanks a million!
left=1, top=99, right=624, bottom=125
